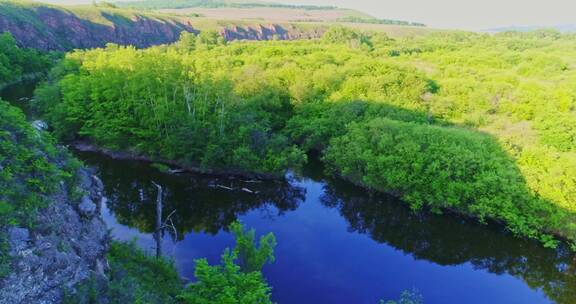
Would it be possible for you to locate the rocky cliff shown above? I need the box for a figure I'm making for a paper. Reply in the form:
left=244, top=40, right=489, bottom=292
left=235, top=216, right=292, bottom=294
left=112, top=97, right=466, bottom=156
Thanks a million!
left=0, top=2, right=195, bottom=51
left=0, top=100, right=109, bottom=303
left=221, top=23, right=324, bottom=41
left=0, top=168, right=108, bottom=304
left=0, top=2, right=323, bottom=51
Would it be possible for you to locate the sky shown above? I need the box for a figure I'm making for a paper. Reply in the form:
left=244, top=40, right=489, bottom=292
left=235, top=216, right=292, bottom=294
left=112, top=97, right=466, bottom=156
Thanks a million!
left=39, top=0, right=576, bottom=30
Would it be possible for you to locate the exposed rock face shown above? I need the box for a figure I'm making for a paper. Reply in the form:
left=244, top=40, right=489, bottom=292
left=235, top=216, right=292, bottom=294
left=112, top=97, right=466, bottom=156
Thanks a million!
left=0, top=5, right=195, bottom=51
left=221, top=23, right=325, bottom=41
left=0, top=169, right=109, bottom=304
left=0, top=3, right=324, bottom=52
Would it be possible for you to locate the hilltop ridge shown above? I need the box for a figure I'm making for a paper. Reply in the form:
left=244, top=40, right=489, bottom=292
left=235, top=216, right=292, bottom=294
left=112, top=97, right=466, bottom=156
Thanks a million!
left=0, top=0, right=430, bottom=51
left=0, top=0, right=195, bottom=50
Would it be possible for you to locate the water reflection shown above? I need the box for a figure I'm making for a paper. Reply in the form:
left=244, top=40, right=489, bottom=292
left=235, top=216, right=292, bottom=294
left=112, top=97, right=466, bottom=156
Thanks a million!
left=78, top=151, right=305, bottom=237
left=75, top=149, right=576, bottom=304
left=320, top=176, right=576, bottom=304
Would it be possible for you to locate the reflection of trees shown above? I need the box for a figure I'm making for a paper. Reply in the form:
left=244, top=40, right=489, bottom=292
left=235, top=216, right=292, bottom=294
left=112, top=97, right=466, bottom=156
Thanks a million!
left=79, top=150, right=576, bottom=304
left=79, top=151, right=305, bottom=237
left=321, top=177, right=576, bottom=304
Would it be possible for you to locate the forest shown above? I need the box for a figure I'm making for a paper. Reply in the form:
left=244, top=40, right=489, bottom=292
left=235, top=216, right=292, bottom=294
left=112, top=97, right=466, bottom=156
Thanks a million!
left=33, top=27, right=576, bottom=249
left=0, top=32, right=53, bottom=85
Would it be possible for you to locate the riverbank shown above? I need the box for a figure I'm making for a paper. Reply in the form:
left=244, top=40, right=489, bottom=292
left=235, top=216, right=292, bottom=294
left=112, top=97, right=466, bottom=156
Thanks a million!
left=72, top=134, right=575, bottom=251
left=72, top=135, right=575, bottom=250
left=334, top=170, right=574, bottom=247
left=71, top=140, right=283, bottom=180
left=3, top=79, right=572, bottom=302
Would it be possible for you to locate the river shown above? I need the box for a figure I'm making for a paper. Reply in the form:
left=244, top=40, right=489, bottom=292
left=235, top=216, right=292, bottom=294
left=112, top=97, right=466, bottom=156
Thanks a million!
left=2, top=81, right=575, bottom=304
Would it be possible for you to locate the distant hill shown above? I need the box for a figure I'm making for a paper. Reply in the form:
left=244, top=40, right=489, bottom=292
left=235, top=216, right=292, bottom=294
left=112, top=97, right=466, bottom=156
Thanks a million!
left=116, top=0, right=338, bottom=10
left=117, top=0, right=425, bottom=26
left=0, top=0, right=330, bottom=51
left=488, top=24, right=576, bottom=33
left=0, top=0, right=430, bottom=52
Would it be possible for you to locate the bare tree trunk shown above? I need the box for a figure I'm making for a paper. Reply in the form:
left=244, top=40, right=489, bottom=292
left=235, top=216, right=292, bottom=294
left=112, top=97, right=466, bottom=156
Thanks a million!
left=218, top=95, right=225, bottom=136
left=184, top=84, right=192, bottom=117
left=152, top=181, right=163, bottom=258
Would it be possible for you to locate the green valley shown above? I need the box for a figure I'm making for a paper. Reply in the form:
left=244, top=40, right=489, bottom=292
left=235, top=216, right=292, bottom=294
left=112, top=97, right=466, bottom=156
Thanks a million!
left=1, top=1, right=576, bottom=303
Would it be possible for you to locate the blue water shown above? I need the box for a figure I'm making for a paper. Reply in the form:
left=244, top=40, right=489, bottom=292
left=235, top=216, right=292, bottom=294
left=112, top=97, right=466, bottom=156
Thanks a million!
left=79, top=152, right=570, bottom=304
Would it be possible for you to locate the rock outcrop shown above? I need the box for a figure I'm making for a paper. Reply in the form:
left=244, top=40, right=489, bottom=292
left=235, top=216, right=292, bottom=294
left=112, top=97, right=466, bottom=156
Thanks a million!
left=221, top=23, right=324, bottom=41
left=0, top=169, right=109, bottom=304
left=0, top=3, right=195, bottom=51
left=0, top=2, right=324, bottom=52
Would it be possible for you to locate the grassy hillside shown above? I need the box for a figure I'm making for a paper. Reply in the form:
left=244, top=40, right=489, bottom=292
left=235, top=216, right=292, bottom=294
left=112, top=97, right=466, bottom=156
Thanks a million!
left=0, top=0, right=164, bottom=26
left=117, top=0, right=425, bottom=26
left=116, top=0, right=338, bottom=10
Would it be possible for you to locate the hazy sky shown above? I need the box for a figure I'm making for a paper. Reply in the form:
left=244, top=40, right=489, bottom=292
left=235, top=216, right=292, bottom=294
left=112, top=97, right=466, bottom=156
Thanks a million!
left=282, top=0, right=576, bottom=30
left=40, top=0, right=576, bottom=30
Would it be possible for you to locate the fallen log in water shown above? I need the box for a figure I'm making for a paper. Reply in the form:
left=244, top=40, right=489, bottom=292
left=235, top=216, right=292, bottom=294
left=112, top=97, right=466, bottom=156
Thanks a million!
left=214, top=184, right=259, bottom=194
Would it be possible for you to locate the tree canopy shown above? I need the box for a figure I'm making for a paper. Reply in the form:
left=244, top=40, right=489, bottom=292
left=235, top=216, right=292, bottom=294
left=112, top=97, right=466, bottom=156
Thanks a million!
left=35, top=28, right=576, bottom=247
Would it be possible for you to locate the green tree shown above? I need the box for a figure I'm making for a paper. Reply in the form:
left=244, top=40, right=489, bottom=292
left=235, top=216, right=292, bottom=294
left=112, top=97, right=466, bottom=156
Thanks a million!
left=178, top=222, right=276, bottom=304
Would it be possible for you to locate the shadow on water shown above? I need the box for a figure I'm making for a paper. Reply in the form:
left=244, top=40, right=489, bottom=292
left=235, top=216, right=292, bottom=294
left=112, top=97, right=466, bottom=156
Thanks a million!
left=0, top=80, right=38, bottom=119
left=320, top=175, right=576, bottom=304
left=306, top=154, right=576, bottom=304
left=77, top=151, right=306, bottom=237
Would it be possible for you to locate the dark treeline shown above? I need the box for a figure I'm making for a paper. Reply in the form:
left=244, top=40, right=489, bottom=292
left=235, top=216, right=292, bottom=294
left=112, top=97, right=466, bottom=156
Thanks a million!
left=0, top=32, right=54, bottom=85
left=337, top=16, right=426, bottom=27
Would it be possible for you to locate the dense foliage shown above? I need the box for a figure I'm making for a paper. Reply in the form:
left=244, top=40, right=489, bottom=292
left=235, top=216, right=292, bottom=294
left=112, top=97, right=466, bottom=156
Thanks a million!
left=0, top=32, right=52, bottom=85
left=0, top=31, right=68, bottom=278
left=67, top=222, right=275, bottom=303
left=324, top=118, right=562, bottom=243
left=179, top=222, right=276, bottom=304
left=35, top=28, right=576, bottom=246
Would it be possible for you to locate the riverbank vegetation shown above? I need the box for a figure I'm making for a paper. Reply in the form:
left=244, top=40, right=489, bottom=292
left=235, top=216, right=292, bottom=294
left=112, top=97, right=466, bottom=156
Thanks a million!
left=0, top=31, right=79, bottom=280
left=34, top=27, right=576, bottom=247
left=69, top=222, right=416, bottom=303
left=0, top=32, right=54, bottom=86
left=0, top=100, right=81, bottom=276
left=65, top=222, right=276, bottom=303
